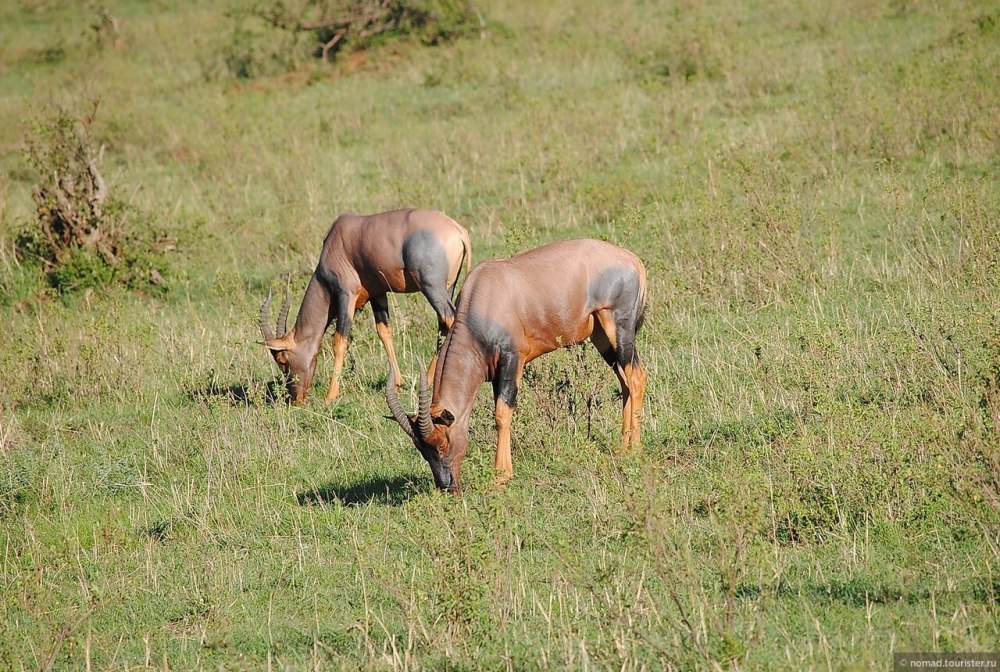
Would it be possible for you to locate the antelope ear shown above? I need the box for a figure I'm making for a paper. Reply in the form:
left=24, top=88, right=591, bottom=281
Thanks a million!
left=264, top=333, right=296, bottom=352
left=437, top=409, right=456, bottom=427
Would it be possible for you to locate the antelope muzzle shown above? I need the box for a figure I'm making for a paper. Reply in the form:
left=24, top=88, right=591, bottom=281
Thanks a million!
left=384, top=361, right=458, bottom=492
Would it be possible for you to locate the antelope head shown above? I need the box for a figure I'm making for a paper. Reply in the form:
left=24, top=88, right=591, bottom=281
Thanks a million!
left=384, top=361, right=461, bottom=492
left=260, top=285, right=312, bottom=402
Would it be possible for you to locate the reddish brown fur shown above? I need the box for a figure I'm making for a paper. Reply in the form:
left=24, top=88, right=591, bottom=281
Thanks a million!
left=387, top=239, right=647, bottom=492
left=262, top=209, right=471, bottom=403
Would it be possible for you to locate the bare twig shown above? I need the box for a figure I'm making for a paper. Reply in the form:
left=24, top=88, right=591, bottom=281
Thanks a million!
left=40, top=607, right=94, bottom=672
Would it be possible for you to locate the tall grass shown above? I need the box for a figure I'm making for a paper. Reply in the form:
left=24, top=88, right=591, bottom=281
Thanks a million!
left=1, top=0, right=998, bottom=668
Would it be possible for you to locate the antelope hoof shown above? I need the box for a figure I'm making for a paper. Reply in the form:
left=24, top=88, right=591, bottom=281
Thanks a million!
left=620, top=430, right=640, bottom=452
left=492, top=472, right=513, bottom=491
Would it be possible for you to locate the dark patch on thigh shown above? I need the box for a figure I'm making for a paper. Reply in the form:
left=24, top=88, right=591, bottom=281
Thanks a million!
left=401, top=230, right=450, bottom=290
left=588, top=266, right=643, bottom=366
left=590, top=322, right=618, bottom=367
left=370, top=295, right=390, bottom=325
left=587, top=266, right=640, bottom=316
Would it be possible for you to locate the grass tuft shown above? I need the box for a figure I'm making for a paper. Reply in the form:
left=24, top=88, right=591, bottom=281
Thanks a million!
left=1, top=0, right=998, bottom=668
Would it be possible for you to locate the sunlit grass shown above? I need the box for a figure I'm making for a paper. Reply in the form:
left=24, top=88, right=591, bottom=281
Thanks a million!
left=1, top=0, right=998, bottom=668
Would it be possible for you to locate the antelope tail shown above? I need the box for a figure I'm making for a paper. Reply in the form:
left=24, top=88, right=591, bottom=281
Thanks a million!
left=450, top=228, right=472, bottom=305
left=634, top=266, right=648, bottom=335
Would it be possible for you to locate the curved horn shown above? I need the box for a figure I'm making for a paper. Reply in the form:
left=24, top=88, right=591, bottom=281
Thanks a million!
left=259, top=287, right=275, bottom=341
left=417, top=358, right=433, bottom=440
left=385, top=362, right=415, bottom=440
left=276, top=277, right=291, bottom=336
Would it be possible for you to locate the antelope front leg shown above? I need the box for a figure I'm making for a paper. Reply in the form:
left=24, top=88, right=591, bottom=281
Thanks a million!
left=494, top=399, right=514, bottom=487
left=325, top=299, right=354, bottom=404
left=492, top=355, right=523, bottom=488
left=324, top=331, right=350, bottom=404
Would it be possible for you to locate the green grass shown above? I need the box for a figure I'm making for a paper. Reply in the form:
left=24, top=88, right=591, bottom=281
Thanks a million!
left=1, top=0, right=998, bottom=669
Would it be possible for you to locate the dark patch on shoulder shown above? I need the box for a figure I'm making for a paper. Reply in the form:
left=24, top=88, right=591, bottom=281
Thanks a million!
left=465, top=313, right=520, bottom=407
left=317, top=264, right=345, bottom=294
left=466, top=313, right=516, bottom=358
left=587, top=266, right=640, bottom=312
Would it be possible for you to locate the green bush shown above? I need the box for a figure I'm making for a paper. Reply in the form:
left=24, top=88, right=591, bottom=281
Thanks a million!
left=222, top=0, right=482, bottom=78
left=17, top=102, right=168, bottom=295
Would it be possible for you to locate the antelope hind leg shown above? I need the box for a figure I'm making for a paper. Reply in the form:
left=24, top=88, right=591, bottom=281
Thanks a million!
left=591, top=310, right=635, bottom=451
left=372, top=297, right=403, bottom=388
left=624, top=362, right=647, bottom=448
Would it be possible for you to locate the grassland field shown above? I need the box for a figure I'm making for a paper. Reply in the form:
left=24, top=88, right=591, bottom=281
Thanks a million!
left=0, top=0, right=998, bottom=669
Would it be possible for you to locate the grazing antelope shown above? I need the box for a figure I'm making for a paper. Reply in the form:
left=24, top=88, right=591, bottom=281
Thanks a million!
left=260, top=208, right=471, bottom=403
left=385, top=239, right=647, bottom=492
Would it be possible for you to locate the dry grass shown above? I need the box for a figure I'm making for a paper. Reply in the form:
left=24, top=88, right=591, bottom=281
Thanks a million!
left=1, top=0, right=998, bottom=668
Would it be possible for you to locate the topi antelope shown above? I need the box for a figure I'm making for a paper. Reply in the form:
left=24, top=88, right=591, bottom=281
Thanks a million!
left=386, top=238, right=647, bottom=492
left=260, top=208, right=471, bottom=403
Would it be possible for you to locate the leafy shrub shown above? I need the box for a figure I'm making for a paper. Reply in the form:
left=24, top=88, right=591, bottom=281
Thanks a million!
left=223, top=0, right=482, bottom=78
left=17, top=101, right=168, bottom=294
left=89, top=4, right=123, bottom=49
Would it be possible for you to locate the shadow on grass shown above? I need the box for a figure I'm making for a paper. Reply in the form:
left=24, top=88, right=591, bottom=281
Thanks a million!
left=297, top=475, right=431, bottom=507
left=365, top=374, right=398, bottom=394
left=187, top=378, right=282, bottom=407
left=735, top=577, right=1000, bottom=606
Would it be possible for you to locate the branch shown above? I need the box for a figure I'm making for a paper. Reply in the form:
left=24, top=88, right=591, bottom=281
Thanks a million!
left=87, top=152, right=107, bottom=205
left=320, top=28, right=349, bottom=61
